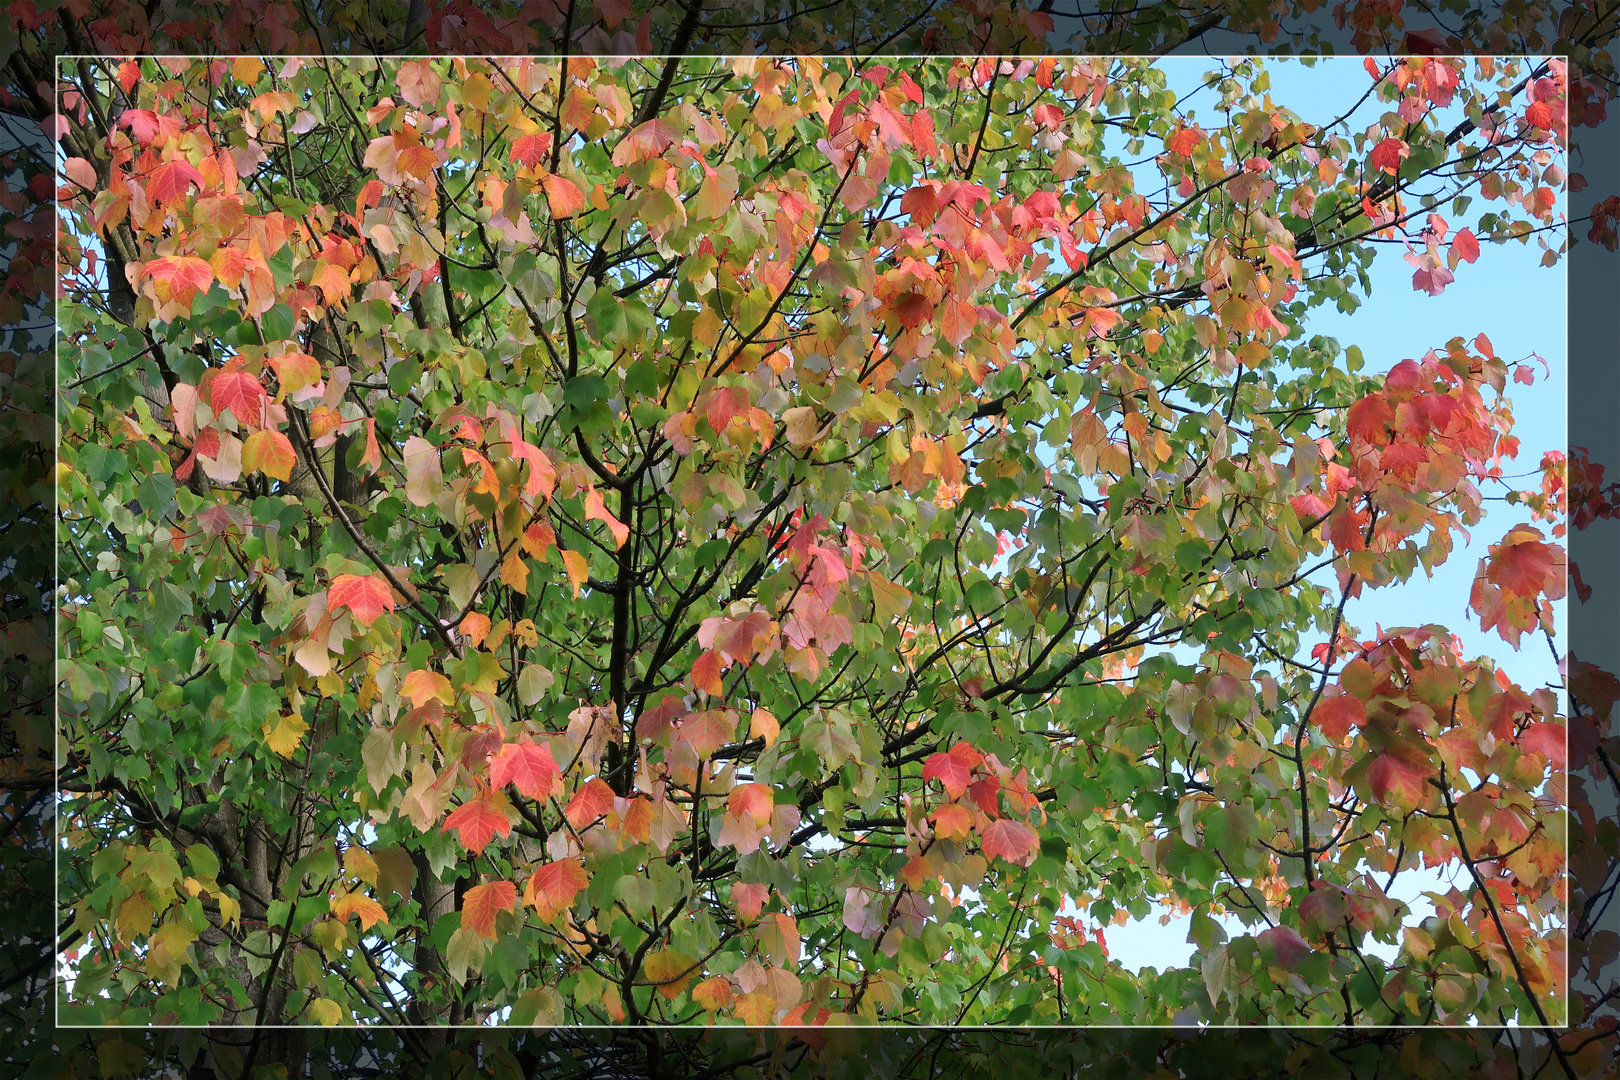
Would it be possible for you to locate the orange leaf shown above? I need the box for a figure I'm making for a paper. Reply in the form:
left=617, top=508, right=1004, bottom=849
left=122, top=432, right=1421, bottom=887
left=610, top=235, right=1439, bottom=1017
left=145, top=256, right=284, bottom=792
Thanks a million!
left=643, top=949, right=699, bottom=999
left=922, top=750, right=973, bottom=799
left=564, top=778, right=616, bottom=829
left=330, top=891, right=389, bottom=931
left=691, top=649, right=725, bottom=697
left=691, top=975, right=733, bottom=1013
left=728, top=783, right=774, bottom=826
left=206, top=370, right=265, bottom=424
left=541, top=173, right=586, bottom=219
left=522, top=521, right=557, bottom=561
left=931, top=802, right=973, bottom=840
left=488, top=739, right=562, bottom=800
left=328, top=574, right=397, bottom=626
left=1314, top=693, right=1365, bottom=742
left=524, top=858, right=588, bottom=922
left=583, top=488, right=629, bottom=549
left=559, top=548, right=589, bottom=598
left=441, top=791, right=514, bottom=853
left=241, top=430, right=296, bottom=481
left=458, top=612, right=491, bottom=647
left=400, top=668, right=453, bottom=709
left=673, top=709, right=735, bottom=759
left=461, top=879, right=516, bottom=940
left=266, top=351, right=321, bottom=397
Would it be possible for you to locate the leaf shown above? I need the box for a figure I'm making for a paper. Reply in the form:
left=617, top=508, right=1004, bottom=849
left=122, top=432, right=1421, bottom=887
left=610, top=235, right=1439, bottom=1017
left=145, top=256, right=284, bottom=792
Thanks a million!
left=1485, top=525, right=1565, bottom=599
left=868, top=573, right=913, bottom=622
left=396, top=59, right=442, bottom=107
left=1257, top=925, right=1311, bottom=971
left=145, top=159, right=205, bottom=203
left=525, top=858, right=588, bottom=923
left=403, top=435, right=444, bottom=506
left=461, top=879, right=517, bottom=940
left=1367, top=137, right=1408, bottom=175
left=489, top=738, right=563, bottom=800
left=1365, top=750, right=1430, bottom=809
left=611, top=118, right=679, bottom=165
left=330, top=891, right=389, bottom=931
left=401, top=668, right=453, bottom=709
left=442, top=791, right=515, bottom=853
left=692, top=976, right=733, bottom=1013
left=691, top=649, right=726, bottom=697
left=583, top=488, right=629, bottom=548
left=931, top=803, right=974, bottom=840
left=728, top=783, right=774, bottom=825
left=510, top=133, right=553, bottom=167
left=922, top=749, right=974, bottom=799
left=541, top=172, right=586, bottom=218
left=980, top=818, right=1039, bottom=867
left=564, top=778, right=617, bottom=829
left=1314, top=693, right=1365, bottom=742
left=644, top=949, right=698, bottom=999
left=1451, top=228, right=1480, bottom=263
left=560, top=548, right=590, bottom=598
left=1518, top=722, right=1566, bottom=768
left=749, top=708, right=780, bottom=749
left=207, top=370, right=265, bottom=424
left=673, top=709, right=735, bottom=759
left=760, top=912, right=801, bottom=968
left=307, top=997, right=345, bottom=1026
left=241, top=429, right=296, bottom=481
left=261, top=712, right=309, bottom=758
left=732, top=882, right=769, bottom=922
left=328, top=573, right=396, bottom=626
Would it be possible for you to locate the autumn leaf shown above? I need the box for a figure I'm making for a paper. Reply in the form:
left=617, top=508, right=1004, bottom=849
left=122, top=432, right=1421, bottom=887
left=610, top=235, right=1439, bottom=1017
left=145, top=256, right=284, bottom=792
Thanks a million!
left=461, top=880, right=517, bottom=940
left=540, top=173, right=586, bottom=218
left=488, top=738, right=562, bottom=800
left=525, top=859, right=588, bottom=923
left=980, top=818, right=1039, bottom=866
left=261, top=712, right=308, bottom=758
left=330, top=890, right=389, bottom=932
left=564, top=778, right=616, bottom=830
left=442, top=791, right=515, bottom=853
left=241, top=429, right=296, bottom=481
left=509, top=133, right=553, bottom=167
left=1314, top=693, right=1365, bottom=742
left=728, top=783, right=774, bottom=826
left=400, top=668, right=453, bottom=709
left=731, top=882, right=769, bottom=922
left=328, top=574, right=396, bottom=626
left=559, top=548, right=589, bottom=598
left=691, top=648, right=726, bottom=697
left=644, top=949, right=698, bottom=999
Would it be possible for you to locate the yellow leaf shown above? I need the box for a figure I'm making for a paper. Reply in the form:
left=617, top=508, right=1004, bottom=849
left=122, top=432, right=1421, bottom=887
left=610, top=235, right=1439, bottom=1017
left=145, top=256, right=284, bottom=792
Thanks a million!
left=307, top=997, right=346, bottom=1026
left=643, top=949, right=698, bottom=999
left=502, top=550, right=531, bottom=595
left=213, top=890, right=241, bottom=930
left=262, top=712, right=309, bottom=758
left=231, top=57, right=265, bottom=85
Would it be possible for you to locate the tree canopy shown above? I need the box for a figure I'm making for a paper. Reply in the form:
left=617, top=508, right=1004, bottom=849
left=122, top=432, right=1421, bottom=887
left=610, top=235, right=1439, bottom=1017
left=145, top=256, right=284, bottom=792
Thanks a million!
left=4, top=3, right=1616, bottom=1079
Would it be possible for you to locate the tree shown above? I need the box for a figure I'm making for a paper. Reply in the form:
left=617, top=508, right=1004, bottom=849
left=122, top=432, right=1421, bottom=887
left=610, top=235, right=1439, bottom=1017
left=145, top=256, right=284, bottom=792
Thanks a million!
left=4, top=4, right=1615, bottom=1080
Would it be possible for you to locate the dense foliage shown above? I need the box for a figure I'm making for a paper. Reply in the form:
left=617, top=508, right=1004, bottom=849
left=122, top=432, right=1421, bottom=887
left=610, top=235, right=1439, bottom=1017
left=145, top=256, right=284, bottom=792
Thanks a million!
left=3, top=3, right=1618, bottom=1080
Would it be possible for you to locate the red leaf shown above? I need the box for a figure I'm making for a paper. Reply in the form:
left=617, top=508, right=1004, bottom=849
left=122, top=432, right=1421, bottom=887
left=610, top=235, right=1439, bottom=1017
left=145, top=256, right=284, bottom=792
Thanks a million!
left=1167, top=127, right=1202, bottom=155
left=1346, top=394, right=1394, bottom=445
left=207, top=371, right=266, bottom=425
left=1518, top=722, right=1565, bottom=769
left=524, top=858, right=588, bottom=922
left=922, top=751, right=972, bottom=799
left=731, top=882, right=769, bottom=922
left=1257, top=925, right=1311, bottom=971
left=117, top=60, right=141, bottom=94
left=889, top=291, right=932, bottom=329
left=931, top=802, right=973, bottom=839
left=488, top=739, right=562, bottom=800
left=328, top=574, right=397, bottom=626
left=508, top=132, right=552, bottom=168
left=979, top=818, right=1039, bottom=866
left=968, top=775, right=1002, bottom=818
left=1451, top=228, right=1480, bottom=263
left=442, top=792, right=515, bottom=853
left=1367, top=137, right=1408, bottom=175
left=461, top=879, right=516, bottom=940
left=564, top=777, right=616, bottom=829
left=145, top=159, right=205, bottom=203
left=1486, top=526, right=1565, bottom=600
left=673, top=709, right=735, bottom=759
left=1366, top=750, right=1429, bottom=808
left=1314, top=693, right=1365, bottom=742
